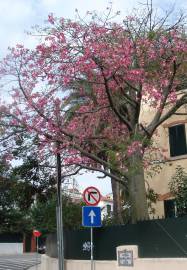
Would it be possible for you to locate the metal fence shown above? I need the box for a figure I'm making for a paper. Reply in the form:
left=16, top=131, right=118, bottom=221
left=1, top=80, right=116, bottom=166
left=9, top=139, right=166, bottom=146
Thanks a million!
left=46, top=216, right=187, bottom=260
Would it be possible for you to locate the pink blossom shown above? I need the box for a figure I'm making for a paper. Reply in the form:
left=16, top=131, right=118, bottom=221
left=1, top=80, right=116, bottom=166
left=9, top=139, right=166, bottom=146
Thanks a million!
left=48, top=13, right=55, bottom=24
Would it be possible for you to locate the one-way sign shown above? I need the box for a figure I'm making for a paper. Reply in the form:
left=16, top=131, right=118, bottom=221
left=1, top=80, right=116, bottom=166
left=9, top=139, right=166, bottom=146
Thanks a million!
left=82, top=206, right=102, bottom=227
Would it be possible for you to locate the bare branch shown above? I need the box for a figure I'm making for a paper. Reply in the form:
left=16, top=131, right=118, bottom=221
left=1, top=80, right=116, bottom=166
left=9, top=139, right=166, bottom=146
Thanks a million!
left=151, top=94, right=187, bottom=132
left=62, top=167, right=82, bottom=178
left=147, top=60, right=178, bottom=135
left=74, top=164, right=128, bottom=187
left=100, top=67, right=133, bottom=131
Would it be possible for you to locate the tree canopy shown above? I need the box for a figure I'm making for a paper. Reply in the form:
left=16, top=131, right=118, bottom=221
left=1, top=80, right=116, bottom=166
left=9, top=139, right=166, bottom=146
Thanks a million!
left=0, top=157, right=82, bottom=233
left=0, top=2, right=187, bottom=222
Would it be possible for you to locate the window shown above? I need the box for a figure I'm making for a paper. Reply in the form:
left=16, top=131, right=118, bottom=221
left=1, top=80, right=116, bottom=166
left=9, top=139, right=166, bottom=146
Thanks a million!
left=169, top=124, right=187, bottom=157
left=164, top=199, right=177, bottom=218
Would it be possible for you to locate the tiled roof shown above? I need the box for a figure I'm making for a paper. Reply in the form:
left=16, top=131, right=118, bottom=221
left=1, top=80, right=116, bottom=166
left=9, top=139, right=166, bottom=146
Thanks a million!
left=100, top=196, right=113, bottom=202
left=158, top=192, right=173, bottom=201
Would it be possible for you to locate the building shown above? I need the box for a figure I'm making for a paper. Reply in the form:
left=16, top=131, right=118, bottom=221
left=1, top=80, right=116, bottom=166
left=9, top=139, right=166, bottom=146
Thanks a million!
left=62, top=178, right=82, bottom=203
left=141, top=92, right=187, bottom=218
left=63, top=179, right=114, bottom=219
left=98, top=193, right=113, bottom=219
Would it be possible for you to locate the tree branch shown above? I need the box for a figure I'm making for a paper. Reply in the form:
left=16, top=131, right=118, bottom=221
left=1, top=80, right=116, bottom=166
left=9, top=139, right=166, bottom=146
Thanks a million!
left=151, top=94, right=187, bottom=131
left=74, top=164, right=128, bottom=187
left=147, top=60, right=178, bottom=135
left=100, top=68, right=133, bottom=131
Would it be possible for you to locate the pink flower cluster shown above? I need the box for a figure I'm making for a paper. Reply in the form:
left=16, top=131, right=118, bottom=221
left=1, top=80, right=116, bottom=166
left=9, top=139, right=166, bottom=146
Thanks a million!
left=127, top=141, right=143, bottom=157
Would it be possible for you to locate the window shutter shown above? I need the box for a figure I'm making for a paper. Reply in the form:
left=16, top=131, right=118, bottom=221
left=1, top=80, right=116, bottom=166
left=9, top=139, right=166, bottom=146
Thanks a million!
left=169, top=124, right=187, bottom=157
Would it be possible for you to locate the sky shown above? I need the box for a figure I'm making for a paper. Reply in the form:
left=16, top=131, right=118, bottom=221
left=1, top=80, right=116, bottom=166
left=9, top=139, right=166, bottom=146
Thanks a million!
left=0, top=0, right=186, bottom=195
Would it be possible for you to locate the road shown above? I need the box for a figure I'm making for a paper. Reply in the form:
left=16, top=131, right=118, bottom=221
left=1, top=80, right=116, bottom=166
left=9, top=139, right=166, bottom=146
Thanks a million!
left=0, top=253, right=41, bottom=270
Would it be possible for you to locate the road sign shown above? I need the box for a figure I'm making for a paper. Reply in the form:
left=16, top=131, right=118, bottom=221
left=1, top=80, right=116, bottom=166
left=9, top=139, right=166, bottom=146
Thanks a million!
left=82, top=206, right=102, bottom=227
left=33, top=230, right=41, bottom=237
left=83, top=186, right=101, bottom=206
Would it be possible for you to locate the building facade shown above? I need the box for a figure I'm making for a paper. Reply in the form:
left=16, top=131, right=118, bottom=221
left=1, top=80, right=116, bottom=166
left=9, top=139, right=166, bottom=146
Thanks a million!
left=98, top=193, right=113, bottom=219
left=141, top=93, right=187, bottom=218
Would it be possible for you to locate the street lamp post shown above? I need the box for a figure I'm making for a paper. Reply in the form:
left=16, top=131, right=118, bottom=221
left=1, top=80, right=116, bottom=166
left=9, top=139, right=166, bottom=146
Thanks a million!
left=56, top=152, right=64, bottom=270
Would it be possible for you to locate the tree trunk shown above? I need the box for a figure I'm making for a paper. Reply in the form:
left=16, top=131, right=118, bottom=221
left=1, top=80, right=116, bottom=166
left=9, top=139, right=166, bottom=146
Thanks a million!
left=111, top=177, right=123, bottom=224
left=128, top=152, right=149, bottom=223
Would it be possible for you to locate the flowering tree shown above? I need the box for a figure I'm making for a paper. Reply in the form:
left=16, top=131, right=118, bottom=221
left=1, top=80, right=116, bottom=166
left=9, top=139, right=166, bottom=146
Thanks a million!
left=0, top=4, right=187, bottom=223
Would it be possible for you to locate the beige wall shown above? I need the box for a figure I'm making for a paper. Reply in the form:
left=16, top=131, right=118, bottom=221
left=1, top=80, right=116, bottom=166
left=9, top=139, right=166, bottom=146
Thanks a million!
left=41, top=255, right=116, bottom=270
left=140, top=100, right=187, bottom=217
left=41, top=244, right=187, bottom=270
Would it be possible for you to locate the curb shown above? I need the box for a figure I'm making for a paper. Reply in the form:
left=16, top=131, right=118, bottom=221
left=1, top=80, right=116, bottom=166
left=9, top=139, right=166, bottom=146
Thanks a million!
left=27, top=264, right=41, bottom=270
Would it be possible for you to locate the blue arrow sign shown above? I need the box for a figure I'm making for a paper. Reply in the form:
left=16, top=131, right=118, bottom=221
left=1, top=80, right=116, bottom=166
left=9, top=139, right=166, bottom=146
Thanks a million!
left=82, top=206, right=102, bottom=227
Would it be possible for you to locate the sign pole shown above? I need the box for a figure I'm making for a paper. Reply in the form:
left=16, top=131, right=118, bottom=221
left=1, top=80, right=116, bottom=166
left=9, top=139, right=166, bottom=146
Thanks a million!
left=33, top=230, right=41, bottom=270
left=56, top=206, right=62, bottom=270
left=36, top=237, right=38, bottom=270
left=82, top=186, right=102, bottom=270
left=56, top=151, right=64, bottom=270
left=36, top=236, right=38, bottom=252
left=91, top=227, right=94, bottom=270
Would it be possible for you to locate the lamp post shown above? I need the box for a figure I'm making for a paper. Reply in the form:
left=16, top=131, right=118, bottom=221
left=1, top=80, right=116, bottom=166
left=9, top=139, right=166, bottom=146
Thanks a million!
left=56, top=151, right=64, bottom=270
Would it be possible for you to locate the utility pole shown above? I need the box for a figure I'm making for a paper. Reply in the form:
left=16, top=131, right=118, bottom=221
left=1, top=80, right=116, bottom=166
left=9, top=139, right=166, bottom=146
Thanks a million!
left=56, top=151, right=64, bottom=270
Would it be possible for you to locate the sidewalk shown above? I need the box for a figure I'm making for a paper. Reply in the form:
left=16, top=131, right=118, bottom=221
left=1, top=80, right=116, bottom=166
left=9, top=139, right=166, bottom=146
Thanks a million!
left=28, top=264, right=41, bottom=270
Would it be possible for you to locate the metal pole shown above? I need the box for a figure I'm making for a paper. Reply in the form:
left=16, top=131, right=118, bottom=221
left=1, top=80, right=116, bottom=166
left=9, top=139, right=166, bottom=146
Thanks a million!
left=36, top=237, right=38, bottom=270
left=56, top=206, right=62, bottom=270
left=91, top=227, right=94, bottom=270
left=56, top=152, right=64, bottom=270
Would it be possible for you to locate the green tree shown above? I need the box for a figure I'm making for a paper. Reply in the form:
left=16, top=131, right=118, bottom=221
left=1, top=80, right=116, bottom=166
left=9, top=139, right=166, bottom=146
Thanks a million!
left=0, top=157, right=83, bottom=233
left=31, top=195, right=83, bottom=233
left=11, top=157, right=57, bottom=206
left=0, top=176, right=31, bottom=233
left=169, top=166, right=187, bottom=216
left=2, top=2, right=187, bottom=224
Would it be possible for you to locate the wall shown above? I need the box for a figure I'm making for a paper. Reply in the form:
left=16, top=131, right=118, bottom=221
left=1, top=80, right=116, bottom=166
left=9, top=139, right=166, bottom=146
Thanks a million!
left=0, top=233, right=23, bottom=255
left=0, top=243, right=23, bottom=254
left=140, top=100, right=187, bottom=217
left=41, top=245, right=187, bottom=270
left=46, top=216, right=187, bottom=260
left=41, top=255, right=117, bottom=270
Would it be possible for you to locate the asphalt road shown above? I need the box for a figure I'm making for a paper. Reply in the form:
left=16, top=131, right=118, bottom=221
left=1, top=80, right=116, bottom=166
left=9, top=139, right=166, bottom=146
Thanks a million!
left=0, top=253, right=41, bottom=270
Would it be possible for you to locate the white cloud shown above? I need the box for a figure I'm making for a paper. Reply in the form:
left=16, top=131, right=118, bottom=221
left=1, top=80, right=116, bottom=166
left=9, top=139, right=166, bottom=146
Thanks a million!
left=0, top=0, right=37, bottom=55
left=1, top=0, right=185, bottom=55
left=0, top=0, right=34, bottom=22
left=76, top=171, right=112, bottom=195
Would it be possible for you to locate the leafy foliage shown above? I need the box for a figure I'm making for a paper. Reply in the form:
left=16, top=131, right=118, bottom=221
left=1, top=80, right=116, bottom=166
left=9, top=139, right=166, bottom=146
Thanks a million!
left=0, top=158, right=83, bottom=233
left=146, top=188, right=158, bottom=215
left=0, top=175, right=31, bottom=233
left=31, top=194, right=83, bottom=234
left=169, top=166, right=187, bottom=216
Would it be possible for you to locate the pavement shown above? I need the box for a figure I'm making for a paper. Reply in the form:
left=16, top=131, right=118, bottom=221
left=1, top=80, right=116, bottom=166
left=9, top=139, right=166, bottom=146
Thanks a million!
left=0, top=253, right=41, bottom=270
left=28, top=264, right=41, bottom=270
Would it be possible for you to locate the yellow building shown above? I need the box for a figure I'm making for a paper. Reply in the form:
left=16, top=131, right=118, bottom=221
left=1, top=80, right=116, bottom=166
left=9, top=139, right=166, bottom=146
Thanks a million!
left=141, top=92, right=187, bottom=218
